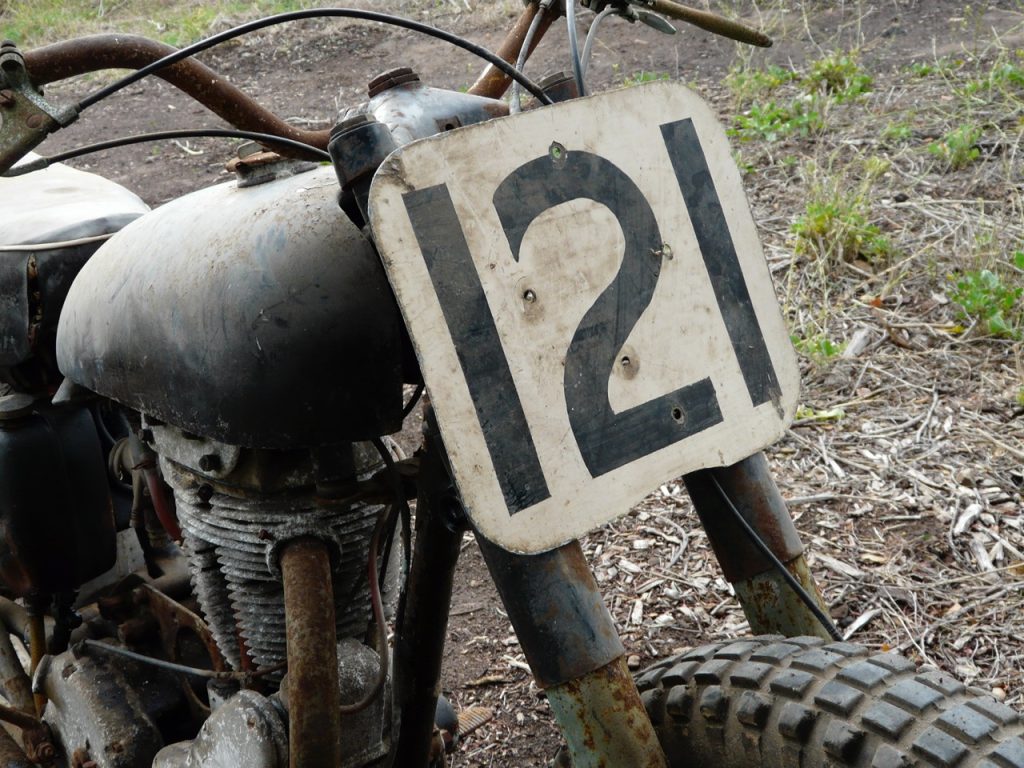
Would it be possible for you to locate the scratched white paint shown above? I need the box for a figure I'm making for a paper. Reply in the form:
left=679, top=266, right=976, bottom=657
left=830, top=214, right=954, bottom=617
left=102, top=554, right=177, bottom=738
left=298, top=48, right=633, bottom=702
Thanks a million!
left=369, top=81, right=799, bottom=554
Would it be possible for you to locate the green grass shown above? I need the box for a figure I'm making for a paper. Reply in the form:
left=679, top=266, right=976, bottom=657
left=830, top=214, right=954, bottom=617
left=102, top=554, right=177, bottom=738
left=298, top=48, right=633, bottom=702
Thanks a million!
left=791, top=334, right=846, bottom=363
left=724, top=62, right=797, bottom=105
left=622, top=70, right=671, bottom=87
left=790, top=158, right=895, bottom=265
left=1, top=1, right=317, bottom=47
left=927, top=123, right=984, bottom=171
left=726, top=49, right=871, bottom=142
left=805, top=50, right=873, bottom=102
left=730, top=95, right=825, bottom=141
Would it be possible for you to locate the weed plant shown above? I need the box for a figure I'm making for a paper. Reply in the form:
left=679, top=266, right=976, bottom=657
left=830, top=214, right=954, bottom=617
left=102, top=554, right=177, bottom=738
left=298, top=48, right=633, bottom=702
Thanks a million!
left=727, top=49, right=872, bottom=142
left=790, top=157, right=894, bottom=265
left=928, top=124, right=984, bottom=171
left=949, top=254, right=1024, bottom=339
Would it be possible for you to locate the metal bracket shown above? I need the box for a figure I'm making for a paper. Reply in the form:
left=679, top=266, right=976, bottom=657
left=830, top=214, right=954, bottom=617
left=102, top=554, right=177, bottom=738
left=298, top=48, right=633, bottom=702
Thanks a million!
left=0, top=41, right=79, bottom=175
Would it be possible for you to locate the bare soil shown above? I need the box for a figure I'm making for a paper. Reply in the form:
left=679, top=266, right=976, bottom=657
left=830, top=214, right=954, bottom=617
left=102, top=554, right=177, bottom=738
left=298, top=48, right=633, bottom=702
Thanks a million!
left=21, top=1, right=1024, bottom=765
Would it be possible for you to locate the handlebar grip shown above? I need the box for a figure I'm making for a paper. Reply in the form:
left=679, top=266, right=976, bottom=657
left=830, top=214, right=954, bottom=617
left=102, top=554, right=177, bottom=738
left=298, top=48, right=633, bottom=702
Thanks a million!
left=647, top=0, right=772, bottom=47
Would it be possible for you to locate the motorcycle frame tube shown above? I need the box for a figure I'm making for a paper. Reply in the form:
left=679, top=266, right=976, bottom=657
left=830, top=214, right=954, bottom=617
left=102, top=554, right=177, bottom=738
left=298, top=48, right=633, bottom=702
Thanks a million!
left=477, top=537, right=667, bottom=767
left=27, top=611, right=46, bottom=717
left=683, top=451, right=832, bottom=639
left=280, top=537, right=343, bottom=768
left=0, top=629, right=33, bottom=714
left=468, top=1, right=556, bottom=99
left=23, top=36, right=328, bottom=159
left=391, top=416, right=466, bottom=767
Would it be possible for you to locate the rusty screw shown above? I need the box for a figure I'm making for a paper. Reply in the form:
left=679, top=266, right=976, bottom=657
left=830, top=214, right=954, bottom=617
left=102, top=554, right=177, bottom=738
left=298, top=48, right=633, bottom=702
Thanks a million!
left=0, top=90, right=14, bottom=108
left=25, top=113, right=46, bottom=130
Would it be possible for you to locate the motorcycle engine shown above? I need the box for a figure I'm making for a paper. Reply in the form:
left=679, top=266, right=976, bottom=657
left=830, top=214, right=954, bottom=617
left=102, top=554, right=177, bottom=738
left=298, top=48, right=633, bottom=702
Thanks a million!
left=40, top=72, right=510, bottom=768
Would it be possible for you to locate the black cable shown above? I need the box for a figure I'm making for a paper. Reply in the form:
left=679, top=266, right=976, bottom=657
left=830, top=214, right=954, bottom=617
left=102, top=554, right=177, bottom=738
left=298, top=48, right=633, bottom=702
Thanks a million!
left=709, top=475, right=843, bottom=641
left=6, top=128, right=329, bottom=177
left=76, top=9, right=553, bottom=112
left=401, top=383, right=425, bottom=419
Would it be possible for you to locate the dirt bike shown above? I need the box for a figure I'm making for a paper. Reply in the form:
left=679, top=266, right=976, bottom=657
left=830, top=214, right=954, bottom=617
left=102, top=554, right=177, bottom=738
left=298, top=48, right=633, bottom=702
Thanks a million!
left=1, top=2, right=1023, bottom=767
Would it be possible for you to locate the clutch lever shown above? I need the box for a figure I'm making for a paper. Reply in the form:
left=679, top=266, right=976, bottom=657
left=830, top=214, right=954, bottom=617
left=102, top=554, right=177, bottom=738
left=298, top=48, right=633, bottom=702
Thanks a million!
left=583, top=0, right=772, bottom=48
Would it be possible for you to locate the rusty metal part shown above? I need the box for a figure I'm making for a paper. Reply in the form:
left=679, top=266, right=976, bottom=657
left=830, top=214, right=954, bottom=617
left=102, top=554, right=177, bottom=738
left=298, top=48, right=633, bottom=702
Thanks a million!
left=22, top=35, right=327, bottom=159
left=546, top=656, right=667, bottom=768
left=476, top=537, right=623, bottom=690
left=137, top=583, right=228, bottom=713
left=0, top=699, right=43, bottom=731
left=28, top=611, right=46, bottom=716
left=392, top=414, right=465, bottom=767
left=280, top=537, right=342, bottom=768
left=733, top=553, right=832, bottom=639
left=0, top=41, right=78, bottom=174
left=0, top=597, right=30, bottom=643
left=0, top=701, right=55, bottom=763
left=126, top=433, right=183, bottom=542
left=645, top=0, right=772, bottom=47
left=456, top=706, right=493, bottom=741
left=0, top=727, right=32, bottom=768
left=684, top=451, right=803, bottom=583
left=684, top=451, right=831, bottom=638
left=367, top=67, right=421, bottom=98
left=468, top=3, right=557, bottom=98
left=0, top=628, right=34, bottom=713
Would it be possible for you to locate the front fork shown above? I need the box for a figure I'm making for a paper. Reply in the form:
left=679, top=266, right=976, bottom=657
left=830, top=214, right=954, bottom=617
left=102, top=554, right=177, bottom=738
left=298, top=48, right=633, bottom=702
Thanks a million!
left=394, top=409, right=828, bottom=767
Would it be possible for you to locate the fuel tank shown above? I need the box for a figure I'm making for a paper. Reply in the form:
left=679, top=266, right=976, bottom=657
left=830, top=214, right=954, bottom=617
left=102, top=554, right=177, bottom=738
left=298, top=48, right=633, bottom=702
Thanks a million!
left=56, top=165, right=411, bottom=449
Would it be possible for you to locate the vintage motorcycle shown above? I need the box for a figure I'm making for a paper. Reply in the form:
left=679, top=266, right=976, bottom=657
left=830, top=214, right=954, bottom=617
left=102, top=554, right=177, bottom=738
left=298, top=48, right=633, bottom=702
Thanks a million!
left=1, top=2, right=1023, bottom=767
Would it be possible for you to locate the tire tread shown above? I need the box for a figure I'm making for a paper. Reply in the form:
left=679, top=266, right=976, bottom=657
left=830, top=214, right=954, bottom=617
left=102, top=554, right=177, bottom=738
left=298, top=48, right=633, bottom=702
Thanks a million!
left=637, top=635, right=1024, bottom=768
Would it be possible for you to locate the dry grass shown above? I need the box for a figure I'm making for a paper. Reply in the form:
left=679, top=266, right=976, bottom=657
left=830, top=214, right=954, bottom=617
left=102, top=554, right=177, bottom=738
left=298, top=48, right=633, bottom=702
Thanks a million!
left=460, top=5, right=1024, bottom=761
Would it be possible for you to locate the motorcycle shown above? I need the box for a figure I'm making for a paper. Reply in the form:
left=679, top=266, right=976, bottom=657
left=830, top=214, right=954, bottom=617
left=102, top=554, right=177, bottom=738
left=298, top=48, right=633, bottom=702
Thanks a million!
left=1, top=2, right=1023, bottom=767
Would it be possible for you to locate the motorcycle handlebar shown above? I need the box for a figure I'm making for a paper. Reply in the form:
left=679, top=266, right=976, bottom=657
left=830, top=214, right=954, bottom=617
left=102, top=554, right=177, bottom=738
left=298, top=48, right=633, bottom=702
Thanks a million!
left=22, top=35, right=330, bottom=159
left=645, top=0, right=772, bottom=48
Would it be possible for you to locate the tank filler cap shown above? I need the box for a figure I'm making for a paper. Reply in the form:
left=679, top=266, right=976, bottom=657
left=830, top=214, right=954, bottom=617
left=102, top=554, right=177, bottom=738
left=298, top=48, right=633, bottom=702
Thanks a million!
left=367, top=67, right=420, bottom=98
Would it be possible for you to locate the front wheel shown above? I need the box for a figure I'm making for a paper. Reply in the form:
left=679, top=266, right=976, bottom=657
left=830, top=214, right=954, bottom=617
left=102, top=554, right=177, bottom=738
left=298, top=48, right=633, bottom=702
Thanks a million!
left=635, top=635, right=1024, bottom=768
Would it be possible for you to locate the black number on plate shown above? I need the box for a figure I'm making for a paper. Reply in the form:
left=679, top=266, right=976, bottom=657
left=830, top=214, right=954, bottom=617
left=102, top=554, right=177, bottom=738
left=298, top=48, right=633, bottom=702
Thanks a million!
left=401, top=117, right=780, bottom=515
left=492, top=148, right=722, bottom=477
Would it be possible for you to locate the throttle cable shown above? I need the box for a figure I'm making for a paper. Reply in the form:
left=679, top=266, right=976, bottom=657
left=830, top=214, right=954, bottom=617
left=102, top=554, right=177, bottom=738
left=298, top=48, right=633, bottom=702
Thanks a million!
left=76, top=8, right=553, bottom=113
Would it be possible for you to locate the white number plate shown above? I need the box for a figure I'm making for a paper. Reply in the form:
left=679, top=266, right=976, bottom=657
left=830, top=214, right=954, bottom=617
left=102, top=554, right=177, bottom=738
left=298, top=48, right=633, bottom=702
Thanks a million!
left=369, top=82, right=798, bottom=553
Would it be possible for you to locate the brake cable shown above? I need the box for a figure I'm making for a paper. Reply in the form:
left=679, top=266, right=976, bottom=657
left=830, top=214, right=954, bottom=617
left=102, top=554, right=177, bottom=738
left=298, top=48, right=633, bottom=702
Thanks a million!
left=75, top=9, right=553, bottom=114
left=709, top=475, right=843, bottom=641
left=5, top=128, right=330, bottom=177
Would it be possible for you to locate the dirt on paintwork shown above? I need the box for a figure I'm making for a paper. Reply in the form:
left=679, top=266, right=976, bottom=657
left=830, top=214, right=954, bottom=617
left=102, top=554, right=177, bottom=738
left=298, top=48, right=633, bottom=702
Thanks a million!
left=16, top=1, right=1024, bottom=765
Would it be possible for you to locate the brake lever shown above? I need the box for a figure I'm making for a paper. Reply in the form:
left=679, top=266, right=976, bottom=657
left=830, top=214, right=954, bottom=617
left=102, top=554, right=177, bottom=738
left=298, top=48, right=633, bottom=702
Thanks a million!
left=622, top=6, right=678, bottom=36
left=582, top=0, right=772, bottom=48
left=638, top=0, right=772, bottom=47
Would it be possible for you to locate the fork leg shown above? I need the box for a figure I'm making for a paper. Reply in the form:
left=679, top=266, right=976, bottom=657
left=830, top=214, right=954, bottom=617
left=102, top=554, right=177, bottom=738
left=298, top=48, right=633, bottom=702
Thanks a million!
left=477, top=537, right=667, bottom=768
left=684, top=451, right=832, bottom=639
left=392, top=409, right=467, bottom=767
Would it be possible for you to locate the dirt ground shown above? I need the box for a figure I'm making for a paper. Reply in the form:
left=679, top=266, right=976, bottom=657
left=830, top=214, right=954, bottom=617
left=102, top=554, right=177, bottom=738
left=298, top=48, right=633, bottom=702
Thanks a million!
left=17, top=1, right=1024, bottom=765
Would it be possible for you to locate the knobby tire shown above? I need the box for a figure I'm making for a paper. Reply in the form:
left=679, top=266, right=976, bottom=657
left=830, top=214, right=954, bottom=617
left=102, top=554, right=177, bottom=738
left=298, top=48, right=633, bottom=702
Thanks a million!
left=634, top=635, right=1024, bottom=768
